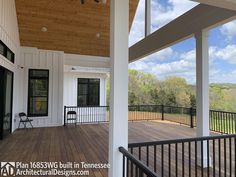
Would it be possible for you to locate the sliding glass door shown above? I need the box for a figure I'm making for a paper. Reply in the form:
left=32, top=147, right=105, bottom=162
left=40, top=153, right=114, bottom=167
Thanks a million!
left=0, top=66, right=13, bottom=140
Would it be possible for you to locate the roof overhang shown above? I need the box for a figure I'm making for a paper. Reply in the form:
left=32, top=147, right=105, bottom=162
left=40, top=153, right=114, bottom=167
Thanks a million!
left=129, top=4, right=236, bottom=62
left=190, top=0, right=236, bottom=11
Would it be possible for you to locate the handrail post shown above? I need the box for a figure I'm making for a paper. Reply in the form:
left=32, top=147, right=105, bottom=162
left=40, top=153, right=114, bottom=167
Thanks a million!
left=190, top=107, right=194, bottom=128
left=64, top=106, right=66, bottom=126
left=161, top=105, right=164, bottom=120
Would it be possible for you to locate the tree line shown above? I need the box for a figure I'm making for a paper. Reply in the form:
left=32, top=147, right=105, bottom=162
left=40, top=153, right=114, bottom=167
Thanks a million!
left=106, top=69, right=236, bottom=112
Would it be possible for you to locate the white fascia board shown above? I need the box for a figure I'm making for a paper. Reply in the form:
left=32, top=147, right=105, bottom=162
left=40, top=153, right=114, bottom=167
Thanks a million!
left=64, top=65, right=110, bottom=74
left=20, top=46, right=65, bottom=54
left=190, top=0, right=236, bottom=11
left=65, top=53, right=110, bottom=68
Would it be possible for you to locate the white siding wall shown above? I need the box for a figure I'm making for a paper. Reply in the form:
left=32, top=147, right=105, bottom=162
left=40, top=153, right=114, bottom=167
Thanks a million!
left=0, top=0, right=109, bottom=129
left=64, top=72, right=107, bottom=106
left=0, top=0, right=19, bottom=54
left=17, top=47, right=64, bottom=128
left=0, top=0, right=19, bottom=71
left=64, top=72, right=107, bottom=123
left=0, top=0, right=20, bottom=132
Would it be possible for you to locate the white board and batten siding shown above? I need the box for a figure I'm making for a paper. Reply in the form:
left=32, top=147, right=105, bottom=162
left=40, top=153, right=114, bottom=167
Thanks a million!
left=0, top=0, right=21, bottom=131
left=0, top=0, right=110, bottom=128
left=64, top=71, right=108, bottom=123
left=0, top=0, right=20, bottom=70
left=64, top=72, right=107, bottom=106
left=19, top=47, right=64, bottom=128
left=64, top=53, right=109, bottom=123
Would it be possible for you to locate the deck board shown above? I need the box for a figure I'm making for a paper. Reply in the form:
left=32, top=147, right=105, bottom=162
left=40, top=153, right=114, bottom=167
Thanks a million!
left=0, top=121, right=228, bottom=177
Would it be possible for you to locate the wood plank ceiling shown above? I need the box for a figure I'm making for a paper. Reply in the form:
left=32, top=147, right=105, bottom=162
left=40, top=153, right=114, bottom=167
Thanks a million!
left=15, top=0, right=139, bottom=57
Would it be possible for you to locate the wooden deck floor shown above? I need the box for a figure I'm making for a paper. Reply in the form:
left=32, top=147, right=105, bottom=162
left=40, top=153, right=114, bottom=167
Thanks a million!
left=0, top=121, right=215, bottom=177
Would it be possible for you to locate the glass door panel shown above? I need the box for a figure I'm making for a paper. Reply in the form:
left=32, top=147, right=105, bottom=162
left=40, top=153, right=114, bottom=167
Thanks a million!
left=3, top=70, right=13, bottom=137
left=0, top=66, right=13, bottom=139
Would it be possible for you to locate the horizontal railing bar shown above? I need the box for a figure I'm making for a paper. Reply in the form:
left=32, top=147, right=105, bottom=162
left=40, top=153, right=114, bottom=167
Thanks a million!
left=210, top=110, right=236, bottom=115
left=119, top=147, right=160, bottom=177
left=64, top=105, right=226, bottom=114
left=128, top=134, right=236, bottom=148
left=65, top=105, right=236, bottom=115
left=65, top=106, right=109, bottom=108
left=64, top=105, right=236, bottom=135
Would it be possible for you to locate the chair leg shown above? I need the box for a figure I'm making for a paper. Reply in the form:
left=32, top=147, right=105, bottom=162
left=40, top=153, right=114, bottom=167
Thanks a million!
left=18, top=121, right=21, bottom=129
left=29, top=121, right=33, bottom=128
left=24, top=122, right=27, bottom=129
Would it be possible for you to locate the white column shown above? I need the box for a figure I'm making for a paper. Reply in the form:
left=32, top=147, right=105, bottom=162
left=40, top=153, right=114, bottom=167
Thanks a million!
left=195, top=29, right=210, bottom=167
left=109, top=0, right=129, bottom=176
left=145, top=0, right=151, bottom=36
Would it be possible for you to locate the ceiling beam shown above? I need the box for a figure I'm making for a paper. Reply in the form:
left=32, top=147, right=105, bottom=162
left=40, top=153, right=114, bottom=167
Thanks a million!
left=190, top=0, right=236, bottom=11
left=129, top=4, right=236, bottom=62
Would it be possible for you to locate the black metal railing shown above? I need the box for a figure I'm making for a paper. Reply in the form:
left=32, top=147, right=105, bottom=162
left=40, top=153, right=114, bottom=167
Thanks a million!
left=163, top=105, right=196, bottom=127
left=210, top=110, right=236, bottom=134
left=119, top=147, right=160, bottom=177
left=128, top=134, right=236, bottom=177
left=128, top=105, right=163, bottom=121
left=64, top=106, right=109, bottom=125
left=64, top=105, right=236, bottom=134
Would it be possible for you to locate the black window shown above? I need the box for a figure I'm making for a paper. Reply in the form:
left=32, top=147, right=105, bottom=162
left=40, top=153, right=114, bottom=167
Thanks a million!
left=28, top=69, right=49, bottom=117
left=77, top=78, right=100, bottom=106
left=0, top=40, right=14, bottom=63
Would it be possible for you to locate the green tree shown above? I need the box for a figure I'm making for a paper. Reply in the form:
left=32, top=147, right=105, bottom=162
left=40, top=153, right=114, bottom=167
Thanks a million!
left=106, top=69, right=236, bottom=112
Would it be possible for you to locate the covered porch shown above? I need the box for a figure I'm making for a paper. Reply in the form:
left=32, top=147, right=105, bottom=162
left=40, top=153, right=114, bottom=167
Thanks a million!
left=0, top=0, right=236, bottom=176
left=0, top=121, right=235, bottom=176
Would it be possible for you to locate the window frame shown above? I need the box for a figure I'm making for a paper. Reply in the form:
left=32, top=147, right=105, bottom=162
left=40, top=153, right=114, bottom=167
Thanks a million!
left=77, top=78, right=100, bottom=107
left=0, top=40, right=15, bottom=63
left=27, top=69, right=49, bottom=117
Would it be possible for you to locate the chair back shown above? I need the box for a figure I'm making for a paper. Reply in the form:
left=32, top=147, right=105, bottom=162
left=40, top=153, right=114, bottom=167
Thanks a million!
left=67, top=111, right=77, bottom=115
left=19, top=112, right=27, bottom=120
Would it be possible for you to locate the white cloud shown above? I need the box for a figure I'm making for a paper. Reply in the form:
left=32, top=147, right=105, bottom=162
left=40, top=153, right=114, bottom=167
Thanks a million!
left=129, top=49, right=197, bottom=83
left=210, top=70, right=236, bottom=83
left=220, top=20, right=236, bottom=39
left=213, top=45, right=236, bottom=64
left=150, top=49, right=196, bottom=83
left=146, top=47, right=175, bottom=61
left=129, top=0, right=198, bottom=46
left=151, top=0, right=198, bottom=30
left=129, top=0, right=145, bottom=46
left=129, top=47, right=176, bottom=71
left=129, top=45, right=236, bottom=84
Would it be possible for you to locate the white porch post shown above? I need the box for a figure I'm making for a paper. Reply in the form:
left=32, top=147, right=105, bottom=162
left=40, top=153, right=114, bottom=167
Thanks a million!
left=195, top=29, right=210, bottom=167
left=109, top=0, right=129, bottom=176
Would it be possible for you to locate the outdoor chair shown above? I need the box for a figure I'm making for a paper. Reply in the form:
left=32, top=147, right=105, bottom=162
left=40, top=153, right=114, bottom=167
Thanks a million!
left=67, top=111, right=77, bottom=125
left=18, top=112, right=33, bottom=129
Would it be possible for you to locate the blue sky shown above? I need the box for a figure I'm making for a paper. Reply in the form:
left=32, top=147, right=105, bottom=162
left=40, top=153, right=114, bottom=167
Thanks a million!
left=128, top=0, right=236, bottom=84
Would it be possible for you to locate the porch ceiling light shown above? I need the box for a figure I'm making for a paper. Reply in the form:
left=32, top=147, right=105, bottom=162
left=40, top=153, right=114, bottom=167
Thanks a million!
left=96, top=33, right=101, bottom=38
left=41, top=27, right=47, bottom=32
